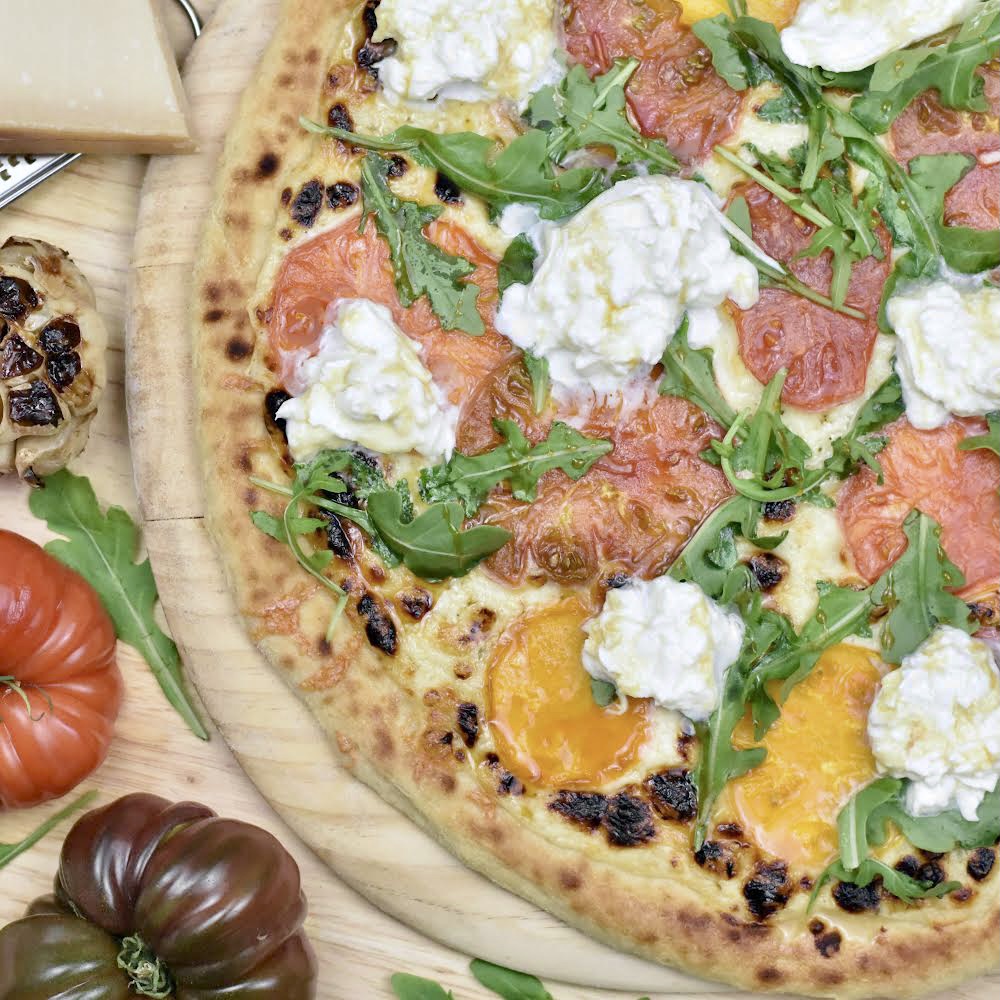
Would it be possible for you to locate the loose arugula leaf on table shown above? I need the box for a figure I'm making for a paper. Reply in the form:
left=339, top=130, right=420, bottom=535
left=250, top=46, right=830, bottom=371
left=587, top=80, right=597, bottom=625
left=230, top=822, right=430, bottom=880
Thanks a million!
left=0, top=790, right=97, bottom=872
left=498, top=234, right=537, bottom=294
left=522, top=352, right=550, bottom=415
left=390, top=973, right=455, bottom=1000
left=959, top=411, right=1000, bottom=455
left=367, top=490, right=510, bottom=580
left=30, top=470, right=208, bottom=741
left=470, top=958, right=555, bottom=999
left=360, top=153, right=484, bottom=334
left=851, top=2, right=1000, bottom=133
left=304, top=119, right=604, bottom=221
left=526, top=59, right=679, bottom=174
left=419, top=420, right=612, bottom=516
left=821, top=371, right=904, bottom=481
left=658, top=315, right=737, bottom=429
left=871, top=509, right=974, bottom=663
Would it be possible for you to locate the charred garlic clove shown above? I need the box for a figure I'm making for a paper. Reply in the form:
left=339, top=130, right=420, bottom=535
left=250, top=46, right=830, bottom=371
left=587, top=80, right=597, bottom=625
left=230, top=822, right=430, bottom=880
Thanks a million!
left=0, top=237, right=107, bottom=481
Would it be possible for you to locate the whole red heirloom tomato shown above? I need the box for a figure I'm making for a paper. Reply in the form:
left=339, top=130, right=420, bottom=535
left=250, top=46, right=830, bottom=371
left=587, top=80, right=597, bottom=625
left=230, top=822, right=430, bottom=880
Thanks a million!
left=0, top=793, right=318, bottom=999
left=0, top=529, right=123, bottom=808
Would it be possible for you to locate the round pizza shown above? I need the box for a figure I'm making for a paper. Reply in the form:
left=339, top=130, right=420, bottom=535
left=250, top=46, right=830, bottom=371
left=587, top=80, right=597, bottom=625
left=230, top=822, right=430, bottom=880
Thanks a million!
left=192, top=0, right=1000, bottom=995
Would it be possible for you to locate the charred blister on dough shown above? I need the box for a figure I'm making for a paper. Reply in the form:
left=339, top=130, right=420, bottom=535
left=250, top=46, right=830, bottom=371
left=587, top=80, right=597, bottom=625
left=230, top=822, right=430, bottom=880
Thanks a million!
left=832, top=877, right=881, bottom=913
left=895, top=854, right=946, bottom=887
left=264, top=388, right=292, bottom=442
left=327, top=103, right=354, bottom=132
left=327, top=182, right=360, bottom=210
left=549, top=790, right=608, bottom=830
left=456, top=702, right=479, bottom=747
left=967, top=594, right=999, bottom=629
left=320, top=511, right=354, bottom=561
left=645, top=769, right=698, bottom=822
left=357, top=592, right=398, bottom=655
left=762, top=499, right=796, bottom=522
left=694, top=839, right=740, bottom=879
left=603, top=571, right=631, bottom=591
left=399, top=588, right=433, bottom=620
left=747, top=552, right=786, bottom=592
left=743, top=861, right=791, bottom=920
left=483, top=753, right=524, bottom=796
left=967, top=847, right=995, bottom=881
left=356, top=0, right=397, bottom=76
left=434, top=173, right=463, bottom=205
left=291, top=179, right=326, bottom=227
left=602, top=791, right=656, bottom=847
left=808, top=919, right=843, bottom=957
left=459, top=606, right=496, bottom=644
left=0, top=239, right=106, bottom=480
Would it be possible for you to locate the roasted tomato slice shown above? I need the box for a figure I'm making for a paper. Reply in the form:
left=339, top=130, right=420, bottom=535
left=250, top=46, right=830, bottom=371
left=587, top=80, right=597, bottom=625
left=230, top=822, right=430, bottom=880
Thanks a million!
left=267, top=219, right=516, bottom=405
left=562, top=0, right=744, bottom=162
left=729, top=183, right=891, bottom=410
left=891, top=66, right=1000, bottom=231
left=477, top=393, right=732, bottom=586
left=837, top=417, right=1000, bottom=597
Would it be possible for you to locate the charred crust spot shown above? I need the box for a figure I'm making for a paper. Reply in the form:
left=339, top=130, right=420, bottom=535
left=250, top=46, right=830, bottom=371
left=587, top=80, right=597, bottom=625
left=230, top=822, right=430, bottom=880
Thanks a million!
left=460, top=606, right=496, bottom=643
left=280, top=187, right=293, bottom=205
left=279, top=228, right=294, bottom=241
left=748, top=552, right=785, bottom=591
left=322, top=513, right=353, bottom=560
left=603, top=792, right=655, bottom=847
left=967, top=847, right=995, bottom=881
left=327, top=182, right=359, bottom=210
left=375, top=725, right=394, bottom=759
left=327, top=103, right=354, bottom=132
left=694, top=840, right=738, bottom=878
left=357, top=593, right=398, bottom=655
left=38, top=318, right=80, bottom=354
left=439, top=730, right=454, bottom=745
left=434, top=172, right=463, bottom=205
left=204, top=308, right=226, bottom=322
left=676, top=731, right=695, bottom=761
left=756, top=967, right=783, bottom=985
left=255, top=152, right=281, bottom=179
left=762, top=499, right=795, bottom=521
left=225, top=337, right=252, bottom=361
left=399, top=589, right=432, bottom=620
left=439, top=773, right=457, bottom=793
left=603, top=571, right=630, bottom=590
left=0, top=275, right=39, bottom=320
left=968, top=599, right=998, bottom=629
left=550, top=790, right=608, bottom=830
left=9, top=381, right=61, bottom=426
left=808, top=918, right=825, bottom=935
left=456, top=702, right=479, bottom=747
left=317, top=637, right=332, bottom=656
left=361, top=0, right=379, bottom=36
left=743, top=861, right=791, bottom=919
left=387, top=155, right=408, bottom=179
left=833, top=877, right=881, bottom=913
left=559, top=869, right=582, bottom=890
left=716, top=822, right=744, bottom=838
left=0, top=334, right=43, bottom=378
left=645, top=769, right=697, bottom=822
left=951, top=886, right=973, bottom=903
left=264, top=389, right=292, bottom=439
left=291, top=180, right=325, bottom=227
left=813, top=928, right=842, bottom=958
left=497, top=771, right=523, bottom=795
left=46, top=350, right=81, bottom=390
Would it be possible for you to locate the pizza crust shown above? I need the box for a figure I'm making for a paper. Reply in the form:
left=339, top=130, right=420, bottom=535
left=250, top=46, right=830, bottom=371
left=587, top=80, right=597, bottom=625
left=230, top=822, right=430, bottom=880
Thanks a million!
left=191, top=1, right=1000, bottom=994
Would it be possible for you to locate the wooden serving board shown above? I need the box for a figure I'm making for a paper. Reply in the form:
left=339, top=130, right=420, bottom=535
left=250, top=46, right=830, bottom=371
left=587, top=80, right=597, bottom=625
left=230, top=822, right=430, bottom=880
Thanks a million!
left=122, top=2, right=997, bottom=998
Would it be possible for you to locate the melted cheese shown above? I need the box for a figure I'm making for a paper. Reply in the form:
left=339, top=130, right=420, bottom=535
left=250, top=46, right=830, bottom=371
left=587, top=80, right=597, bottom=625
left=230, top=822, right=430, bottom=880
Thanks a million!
left=727, top=644, right=882, bottom=868
left=678, top=0, right=798, bottom=27
left=486, top=599, right=652, bottom=788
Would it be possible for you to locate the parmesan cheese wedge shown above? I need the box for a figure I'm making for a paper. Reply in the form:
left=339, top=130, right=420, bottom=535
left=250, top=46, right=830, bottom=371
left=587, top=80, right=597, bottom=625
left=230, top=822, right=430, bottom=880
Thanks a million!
left=0, top=0, right=195, bottom=155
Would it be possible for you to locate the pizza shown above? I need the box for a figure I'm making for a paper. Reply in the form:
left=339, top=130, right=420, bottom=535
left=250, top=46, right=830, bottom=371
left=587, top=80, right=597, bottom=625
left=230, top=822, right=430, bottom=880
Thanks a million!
left=191, top=0, right=1000, bottom=995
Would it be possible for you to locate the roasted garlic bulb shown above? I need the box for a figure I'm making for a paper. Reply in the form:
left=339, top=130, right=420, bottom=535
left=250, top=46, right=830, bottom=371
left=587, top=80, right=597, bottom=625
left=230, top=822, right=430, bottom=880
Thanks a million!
left=0, top=237, right=107, bottom=481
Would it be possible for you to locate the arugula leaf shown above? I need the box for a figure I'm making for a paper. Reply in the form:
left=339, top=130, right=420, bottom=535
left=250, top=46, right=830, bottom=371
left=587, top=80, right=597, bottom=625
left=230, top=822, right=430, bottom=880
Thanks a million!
left=498, top=234, right=537, bottom=294
left=469, top=959, right=554, bottom=1000
left=693, top=15, right=753, bottom=90
left=526, top=60, right=679, bottom=174
left=0, top=790, right=97, bottom=872
left=871, top=510, right=974, bottom=663
left=305, top=119, right=604, bottom=221
left=390, top=974, right=455, bottom=1000
left=360, top=154, right=483, bottom=335
left=851, top=3, right=1000, bottom=133
left=367, top=490, right=510, bottom=580
left=658, top=316, right=737, bottom=429
left=522, top=352, right=550, bottom=415
left=419, top=420, right=612, bottom=516
left=29, top=470, right=208, bottom=741
left=959, top=411, right=1000, bottom=455
left=822, top=372, right=904, bottom=481
left=756, top=87, right=806, bottom=124
left=590, top=676, right=618, bottom=708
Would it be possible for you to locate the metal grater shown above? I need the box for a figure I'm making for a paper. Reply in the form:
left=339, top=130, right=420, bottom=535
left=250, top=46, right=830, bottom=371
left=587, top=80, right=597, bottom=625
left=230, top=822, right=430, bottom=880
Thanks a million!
left=0, top=0, right=202, bottom=211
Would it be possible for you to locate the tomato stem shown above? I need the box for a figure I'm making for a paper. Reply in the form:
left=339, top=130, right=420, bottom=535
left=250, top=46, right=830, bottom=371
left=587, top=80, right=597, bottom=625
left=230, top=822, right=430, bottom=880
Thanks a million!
left=117, top=934, right=174, bottom=999
left=0, top=676, right=49, bottom=722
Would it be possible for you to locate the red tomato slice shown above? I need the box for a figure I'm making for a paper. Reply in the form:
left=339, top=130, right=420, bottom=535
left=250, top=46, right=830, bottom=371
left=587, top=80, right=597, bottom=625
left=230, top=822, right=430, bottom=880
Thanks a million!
left=562, top=0, right=744, bottom=162
left=891, top=66, right=1000, bottom=231
left=476, top=393, right=732, bottom=586
left=837, top=417, right=1000, bottom=598
left=267, top=219, right=516, bottom=405
left=730, top=183, right=891, bottom=410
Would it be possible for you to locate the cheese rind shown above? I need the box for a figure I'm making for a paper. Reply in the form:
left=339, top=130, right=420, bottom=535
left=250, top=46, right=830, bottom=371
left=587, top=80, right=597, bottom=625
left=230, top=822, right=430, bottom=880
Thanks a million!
left=1, top=0, right=194, bottom=155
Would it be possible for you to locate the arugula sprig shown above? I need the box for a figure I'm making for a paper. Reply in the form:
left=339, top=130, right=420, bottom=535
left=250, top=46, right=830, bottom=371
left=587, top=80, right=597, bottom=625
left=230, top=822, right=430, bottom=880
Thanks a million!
left=658, top=316, right=737, bottom=429
left=360, top=153, right=484, bottom=334
left=0, top=790, right=97, bottom=872
left=419, top=419, right=612, bottom=516
left=303, top=120, right=604, bottom=222
left=526, top=59, right=679, bottom=174
left=959, top=411, right=1000, bottom=456
left=30, top=470, right=208, bottom=741
left=823, top=372, right=904, bottom=481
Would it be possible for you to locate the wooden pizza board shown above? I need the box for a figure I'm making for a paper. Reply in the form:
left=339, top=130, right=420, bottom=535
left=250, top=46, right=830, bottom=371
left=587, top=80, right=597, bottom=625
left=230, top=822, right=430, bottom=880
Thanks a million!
left=123, top=1, right=999, bottom=996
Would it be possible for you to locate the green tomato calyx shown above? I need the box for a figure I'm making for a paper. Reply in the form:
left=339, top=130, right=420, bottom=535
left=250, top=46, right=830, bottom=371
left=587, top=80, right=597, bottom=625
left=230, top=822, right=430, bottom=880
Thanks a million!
left=117, top=934, right=174, bottom=999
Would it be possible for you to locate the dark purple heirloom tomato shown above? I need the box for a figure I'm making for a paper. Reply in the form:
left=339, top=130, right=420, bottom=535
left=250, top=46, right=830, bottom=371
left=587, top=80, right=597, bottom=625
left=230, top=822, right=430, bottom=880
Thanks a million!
left=0, top=794, right=317, bottom=999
